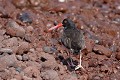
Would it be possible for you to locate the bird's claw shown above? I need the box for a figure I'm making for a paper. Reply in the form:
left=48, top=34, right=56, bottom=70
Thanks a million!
left=75, top=64, right=85, bottom=71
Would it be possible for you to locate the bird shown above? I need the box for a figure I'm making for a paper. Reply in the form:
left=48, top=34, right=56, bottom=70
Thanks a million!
left=48, top=18, right=85, bottom=70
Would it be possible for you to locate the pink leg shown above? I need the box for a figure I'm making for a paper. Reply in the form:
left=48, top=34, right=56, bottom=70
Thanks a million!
left=75, top=51, right=85, bottom=70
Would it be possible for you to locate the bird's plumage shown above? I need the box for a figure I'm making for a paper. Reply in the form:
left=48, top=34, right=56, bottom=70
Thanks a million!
left=61, top=19, right=85, bottom=55
left=48, top=18, right=85, bottom=70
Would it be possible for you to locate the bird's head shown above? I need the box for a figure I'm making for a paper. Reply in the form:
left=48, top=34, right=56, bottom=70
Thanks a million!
left=62, top=19, right=76, bottom=29
left=48, top=18, right=76, bottom=31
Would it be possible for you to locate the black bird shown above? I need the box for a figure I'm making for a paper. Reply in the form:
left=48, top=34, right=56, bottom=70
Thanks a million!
left=49, top=18, right=85, bottom=70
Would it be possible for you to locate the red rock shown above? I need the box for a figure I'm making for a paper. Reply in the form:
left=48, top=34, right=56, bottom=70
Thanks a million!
left=6, top=37, right=18, bottom=47
left=6, top=20, right=25, bottom=38
left=88, top=73, right=104, bottom=80
left=12, top=0, right=29, bottom=8
left=0, top=29, right=6, bottom=35
left=16, top=55, right=22, bottom=61
left=22, top=76, right=32, bottom=80
left=52, top=4, right=68, bottom=13
left=26, top=26, right=33, bottom=33
left=41, top=70, right=60, bottom=80
left=0, top=54, right=17, bottom=70
left=58, top=64, right=66, bottom=75
left=63, top=74, right=78, bottom=80
left=0, top=35, right=4, bottom=42
left=110, top=72, right=120, bottom=80
left=93, top=45, right=112, bottom=57
left=29, top=0, right=41, bottom=6
left=27, top=52, right=37, bottom=61
left=24, top=34, right=34, bottom=42
left=0, top=42, right=4, bottom=49
left=88, top=58, right=98, bottom=67
left=41, top=60, right=59, bottom=70
left=84, top=38, right=95, bottom=53
left=0, top=5, right=8, bottom=18
left=23, top=66, right=40, bottom=78
left=92, top=75, right=101, bottom=80
left=79, top=74, right=88, bottom=80
left=40, top=52, right=59, bottom=70
left=0, top=69, right=11, bottom=79
left=11, top=46, right=19, bottom=54
left=116, top=52, right=120, bottom=60
left=17, top=42, right=30, bottom=55
left=100, top=65, right=110, bottom=73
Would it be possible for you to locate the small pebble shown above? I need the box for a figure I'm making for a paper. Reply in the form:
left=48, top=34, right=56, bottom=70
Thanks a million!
left=88, top=58, right=98, bottom=67
left=22, top=54, right=29, bottom=61
left=58, top=0, right=65, bottom=2
left=0, top=6, right=9, bottom=18
left=12, top=0, right=29, bottom=8
left=18, top=12, right=32, bottom=23
left=26, top=26, right=33, bottom=33
left=52, top=4, right=68, bottom=13
left=116, top=52, right=120, bottom=60
left=43, top=46, right=57, bottom=54
left=17, top=42, right=30, bottom=55
left=10, top=79, right=17, bottom=80
left=29, top=0, right=41, bottom=6
left=93, top=76, right=101, bottom=80
left=41, top=70, right=60, bottom=80
left=0, top=29, right=6, bottom=35
left=24, top=34, right=33, bottom=42
left=16, top=55, right=22, bottom=61
left=15, top=67, right=22, bottom=73
left=22, top=76, right=32, bottom=80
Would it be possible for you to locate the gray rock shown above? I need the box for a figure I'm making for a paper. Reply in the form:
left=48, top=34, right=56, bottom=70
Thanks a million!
left=22, top=54, right=29, bottom=61
left=0, top=48, right=13, bottom=54
left=18, top=12, right=32, bottom=23
left=43, top=46, right=57, bottom=54
left=15, top=67, right=22, bottom=73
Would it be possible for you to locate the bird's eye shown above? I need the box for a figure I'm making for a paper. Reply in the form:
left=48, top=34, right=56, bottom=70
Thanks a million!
left=64, top=20, right=67, bottom=23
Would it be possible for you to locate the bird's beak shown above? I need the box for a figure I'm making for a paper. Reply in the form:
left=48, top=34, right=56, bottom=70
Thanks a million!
left=48, top=23, right=63, bottom=31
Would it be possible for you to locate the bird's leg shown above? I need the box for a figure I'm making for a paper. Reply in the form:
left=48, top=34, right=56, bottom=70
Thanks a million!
left=66, top=53, right=74, bottom=67
left=75, top=51, right=85, bottom=70
left=69, top=54, right=76, bottom=67
left=66, top=49, right=76, bottom=67
left=68, top=49, right=76, bottom=66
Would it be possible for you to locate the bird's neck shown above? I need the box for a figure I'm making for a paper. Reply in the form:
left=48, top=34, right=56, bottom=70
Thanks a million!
left=64, top=26, right=76, bottom=30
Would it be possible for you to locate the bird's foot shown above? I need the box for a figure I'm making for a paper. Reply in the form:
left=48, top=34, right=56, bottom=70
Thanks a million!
left=75, top=64, right=85, bottom=71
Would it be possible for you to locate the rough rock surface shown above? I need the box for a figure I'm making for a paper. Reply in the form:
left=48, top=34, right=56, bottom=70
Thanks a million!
left=0, top=0, right=119, bottom=80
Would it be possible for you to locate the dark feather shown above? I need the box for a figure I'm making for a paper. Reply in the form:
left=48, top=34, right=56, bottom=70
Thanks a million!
left=61, top=19, right=85, bottom=55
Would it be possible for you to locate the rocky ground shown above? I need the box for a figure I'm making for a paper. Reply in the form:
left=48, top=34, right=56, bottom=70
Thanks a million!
left=0, top=0, right=120, bottom=80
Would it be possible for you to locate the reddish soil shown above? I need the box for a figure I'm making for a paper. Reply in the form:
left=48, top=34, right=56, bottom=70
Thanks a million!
left=0, top=0, right=120, bottom=80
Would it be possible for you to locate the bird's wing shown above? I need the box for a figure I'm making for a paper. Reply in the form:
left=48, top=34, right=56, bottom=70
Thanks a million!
left=71, top=30, right=85, bottom=50
left=77, top=30, right=85, bottom=50
left=61, top=33, right=72, bottom=49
